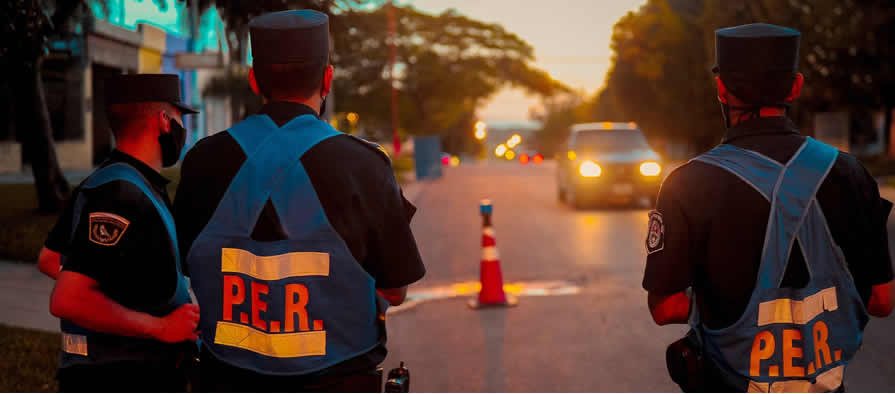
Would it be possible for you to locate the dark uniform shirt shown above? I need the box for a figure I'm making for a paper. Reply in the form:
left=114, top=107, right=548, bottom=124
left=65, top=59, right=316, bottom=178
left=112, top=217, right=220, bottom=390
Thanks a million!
left=172, top=101, right=426, bottom=377
left=643, top=116, right=894, bottom=330
left=45, top=150, right=180, bottom=313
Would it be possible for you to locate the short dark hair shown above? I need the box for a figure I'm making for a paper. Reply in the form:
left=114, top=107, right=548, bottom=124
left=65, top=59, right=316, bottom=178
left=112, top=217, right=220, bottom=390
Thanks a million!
left=719, top=70, right=796, bottom=105
left=106, top=102, right=174, bottom=139
left=253, top=60, right=328, bottom=100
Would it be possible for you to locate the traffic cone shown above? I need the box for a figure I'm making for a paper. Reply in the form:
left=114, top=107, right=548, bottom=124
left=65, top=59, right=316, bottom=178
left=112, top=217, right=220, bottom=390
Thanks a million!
left=469, top=199, right=518, bottom=309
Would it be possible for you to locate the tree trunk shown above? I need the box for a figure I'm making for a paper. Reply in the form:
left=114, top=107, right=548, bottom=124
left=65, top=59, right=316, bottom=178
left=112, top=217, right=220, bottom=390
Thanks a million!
left=16, top=57, right=71, bottom=213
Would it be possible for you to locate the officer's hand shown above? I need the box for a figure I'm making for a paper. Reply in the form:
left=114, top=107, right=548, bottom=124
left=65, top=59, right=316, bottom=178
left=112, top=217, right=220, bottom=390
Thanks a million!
left=155, top=304, right=200, bottom=343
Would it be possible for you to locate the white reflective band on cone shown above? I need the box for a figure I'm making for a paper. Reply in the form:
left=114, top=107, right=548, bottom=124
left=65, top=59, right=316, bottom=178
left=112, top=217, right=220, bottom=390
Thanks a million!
left=62, top=334, right=88, bottom=356
left=483, top=227, right=496, bottom=237
left=482, top=246, right=500, bottom=261
left=748, top=365, right=844, bottom=393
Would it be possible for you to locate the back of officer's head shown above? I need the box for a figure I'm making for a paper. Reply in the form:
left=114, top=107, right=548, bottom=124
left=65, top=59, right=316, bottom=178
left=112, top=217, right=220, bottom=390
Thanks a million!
left=251, top=59, right=329, bottom=101
left=248, top=10, right=331, bottom=101
left=713, top=23, right=803, bottom=106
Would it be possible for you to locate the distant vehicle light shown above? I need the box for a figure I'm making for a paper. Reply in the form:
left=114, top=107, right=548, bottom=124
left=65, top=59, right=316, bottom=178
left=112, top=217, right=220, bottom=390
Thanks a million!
left=505, top=150, right=516, bottom=160
left=579, top=160, right=602, bottom=177
left=441, top=155, right=451, bottom=166
left=519, top=153, right=530, bottom=164
left=533, top=154, right=544, bottom=164
left=474, top=129, right=486, bottom=140
left=640, top=161, right=662, bottom=176
left=601, top=122, right=613, bottom=130
left=567, top=150, right=577, bottom=161
left=495, top=144, right=508, bottom=157
left=450, top=156, right=461, bottom=167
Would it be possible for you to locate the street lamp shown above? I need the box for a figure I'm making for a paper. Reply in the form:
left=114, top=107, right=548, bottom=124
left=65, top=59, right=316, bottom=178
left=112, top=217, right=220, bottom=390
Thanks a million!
left=474, top=121, right=487, bottom=140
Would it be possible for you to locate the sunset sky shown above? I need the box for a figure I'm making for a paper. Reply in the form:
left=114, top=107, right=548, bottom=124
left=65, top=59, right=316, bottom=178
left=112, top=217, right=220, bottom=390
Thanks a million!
left=408, top=0, right=648, bottom=122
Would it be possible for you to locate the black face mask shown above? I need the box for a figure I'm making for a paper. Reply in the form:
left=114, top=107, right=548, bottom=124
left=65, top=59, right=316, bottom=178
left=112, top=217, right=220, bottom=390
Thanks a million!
left=159, top=119, right=187, bottom=167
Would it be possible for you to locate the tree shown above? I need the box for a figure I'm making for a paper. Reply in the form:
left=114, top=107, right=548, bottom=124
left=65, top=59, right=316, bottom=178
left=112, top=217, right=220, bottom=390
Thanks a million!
left=598, top=0, right=720, bottom=155
left=1, top=0, right=95, bottom=212
left=182, top=0, right=364, bottom=124
left=331, top=5, right=567, bottom=142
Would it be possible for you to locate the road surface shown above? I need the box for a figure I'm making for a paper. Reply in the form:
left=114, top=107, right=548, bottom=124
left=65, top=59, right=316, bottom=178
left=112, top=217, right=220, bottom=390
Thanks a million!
left=382, top=160, right=895, bottom=392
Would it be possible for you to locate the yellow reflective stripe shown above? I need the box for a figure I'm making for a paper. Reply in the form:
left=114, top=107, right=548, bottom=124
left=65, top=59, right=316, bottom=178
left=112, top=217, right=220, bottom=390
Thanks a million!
left=221, top=248, right=329, bottom=280
left=62, top=334, right=88, bottom=356
left=757, top=287, right=838, bottom=326
left=214, top=321, right=326, bottom=358
left=748, top=365, right=844, bottom=393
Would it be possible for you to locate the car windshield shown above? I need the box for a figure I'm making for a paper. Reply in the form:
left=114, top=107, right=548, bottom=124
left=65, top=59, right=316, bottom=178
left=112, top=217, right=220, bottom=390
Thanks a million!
left=572, top=129, right=650, bottom=152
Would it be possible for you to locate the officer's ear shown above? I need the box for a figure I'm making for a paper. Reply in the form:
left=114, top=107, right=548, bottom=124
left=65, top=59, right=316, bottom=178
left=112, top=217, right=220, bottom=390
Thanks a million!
left=321, top=64, right=334, bottom=97
left=248, top=67, right=261, bottom=97
left=158, top=107, right=171, bottom=134
left=786, top=73, right=804, bottom=102
left=715, top=76, right=729, bottom=104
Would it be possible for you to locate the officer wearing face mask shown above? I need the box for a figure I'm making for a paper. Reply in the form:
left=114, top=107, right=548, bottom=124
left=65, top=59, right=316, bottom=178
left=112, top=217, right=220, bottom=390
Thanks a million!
left=643, top=24, right=894, bottom=392
left=41, top=74, right=201, bottom=391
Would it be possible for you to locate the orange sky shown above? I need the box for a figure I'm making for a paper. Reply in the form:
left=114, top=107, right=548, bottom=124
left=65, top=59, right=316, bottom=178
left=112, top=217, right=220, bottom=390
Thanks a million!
left=407, top=0, right=648, bottom=122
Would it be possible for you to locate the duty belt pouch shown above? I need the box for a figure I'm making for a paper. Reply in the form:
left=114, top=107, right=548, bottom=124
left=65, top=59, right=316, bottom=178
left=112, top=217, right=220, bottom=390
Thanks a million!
left=666, top=329, right=705, bottom=392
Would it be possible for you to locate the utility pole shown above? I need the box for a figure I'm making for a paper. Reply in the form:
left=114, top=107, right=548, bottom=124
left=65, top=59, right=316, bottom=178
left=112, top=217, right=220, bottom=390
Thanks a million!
left=387, top=0, right=401, bottom=155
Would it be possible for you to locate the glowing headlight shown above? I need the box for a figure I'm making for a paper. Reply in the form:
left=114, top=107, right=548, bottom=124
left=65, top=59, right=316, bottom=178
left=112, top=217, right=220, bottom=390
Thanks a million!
left=640, top=161, right=662, bottom=176
left=579, top=160, right=602, bottom=177
left=567, top=150, right=577, bottom=161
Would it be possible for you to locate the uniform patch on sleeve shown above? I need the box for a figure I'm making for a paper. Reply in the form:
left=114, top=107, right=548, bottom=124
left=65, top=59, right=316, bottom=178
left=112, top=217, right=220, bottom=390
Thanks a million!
left=88, top=212, right=130, bottom=246
left=646, top=210, right=665, bottom=254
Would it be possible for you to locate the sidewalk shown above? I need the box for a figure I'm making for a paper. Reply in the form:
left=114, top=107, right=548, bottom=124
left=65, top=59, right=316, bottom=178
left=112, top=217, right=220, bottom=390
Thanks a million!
left=0, top=261, right=57, bottom=332
left=0, top=167, right=93, bottom=185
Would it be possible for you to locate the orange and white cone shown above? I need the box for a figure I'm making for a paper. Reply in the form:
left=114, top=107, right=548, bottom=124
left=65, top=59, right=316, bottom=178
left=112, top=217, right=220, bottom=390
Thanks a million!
left=469, top=200, right=518, bottom=309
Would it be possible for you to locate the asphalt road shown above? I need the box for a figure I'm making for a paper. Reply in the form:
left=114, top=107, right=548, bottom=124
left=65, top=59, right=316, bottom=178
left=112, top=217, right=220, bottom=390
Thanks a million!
left=382, top=160, right=895, bottom=392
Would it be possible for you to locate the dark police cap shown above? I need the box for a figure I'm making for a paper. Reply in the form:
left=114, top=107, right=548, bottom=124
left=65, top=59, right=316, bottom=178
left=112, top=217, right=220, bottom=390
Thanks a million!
left=105, top=73, right=198, bottom=114
left=713, top=23, right=800, bottom=74
left=249, top=10, right=330, bottom=65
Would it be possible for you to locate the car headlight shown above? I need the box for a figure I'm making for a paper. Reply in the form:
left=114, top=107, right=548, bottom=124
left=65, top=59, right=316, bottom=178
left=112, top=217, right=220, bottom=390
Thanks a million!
left=640, top=161, right=662, bottom=176
left=579, top=160, right=602, bottom=177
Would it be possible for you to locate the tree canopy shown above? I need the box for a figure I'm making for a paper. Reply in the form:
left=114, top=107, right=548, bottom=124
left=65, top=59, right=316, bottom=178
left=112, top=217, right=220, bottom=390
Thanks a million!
left=332, top=5, right=567, bottom=140
left=535, top=0, right=895, bottom=158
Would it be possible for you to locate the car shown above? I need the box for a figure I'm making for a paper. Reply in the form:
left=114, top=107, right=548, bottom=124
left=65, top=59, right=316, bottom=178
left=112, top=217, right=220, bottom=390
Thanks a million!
left=557, top=122, right=663, bottom=209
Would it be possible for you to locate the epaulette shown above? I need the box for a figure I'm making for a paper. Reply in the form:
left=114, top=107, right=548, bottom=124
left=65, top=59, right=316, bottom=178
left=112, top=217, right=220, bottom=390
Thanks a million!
left=347, top=134, right=392, bottom=165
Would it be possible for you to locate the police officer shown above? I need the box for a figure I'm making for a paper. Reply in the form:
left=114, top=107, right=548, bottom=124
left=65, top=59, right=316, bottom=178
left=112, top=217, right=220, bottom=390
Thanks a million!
left=42, top=74, right=200, bottom=392
left=172, top=10, right=426, bottom=392
left=643, top=24, right=895, bottom=392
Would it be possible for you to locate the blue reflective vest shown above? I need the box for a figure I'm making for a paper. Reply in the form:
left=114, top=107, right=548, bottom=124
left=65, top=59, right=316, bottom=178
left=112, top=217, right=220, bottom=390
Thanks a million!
left=186, top=114, right=381, bottom=376
left=59, top=163, right=192, bottom=368
left=691, top=138, right=869, bottom=392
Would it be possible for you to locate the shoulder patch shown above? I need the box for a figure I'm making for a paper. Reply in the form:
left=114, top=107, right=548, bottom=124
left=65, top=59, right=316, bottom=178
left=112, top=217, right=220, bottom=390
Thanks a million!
left=348, top=135, right=391, bottom=165
left=89, top=212, right=130, bottom=246
left=646, top=210, right=665, bottom=254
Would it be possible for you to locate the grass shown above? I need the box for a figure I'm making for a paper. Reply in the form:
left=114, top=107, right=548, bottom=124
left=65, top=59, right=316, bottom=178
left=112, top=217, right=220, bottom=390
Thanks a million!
left=0, top=168, right=182, bottom=263
left=0, top=324, right=60, bottom=392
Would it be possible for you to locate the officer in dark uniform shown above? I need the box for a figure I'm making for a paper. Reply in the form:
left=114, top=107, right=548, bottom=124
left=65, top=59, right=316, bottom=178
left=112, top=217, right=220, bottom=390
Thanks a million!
left=42, top=74, right=201, bottom=392
left=643, top=24, right=895, bottom=392
left=172, top=10, right=426, bottom=392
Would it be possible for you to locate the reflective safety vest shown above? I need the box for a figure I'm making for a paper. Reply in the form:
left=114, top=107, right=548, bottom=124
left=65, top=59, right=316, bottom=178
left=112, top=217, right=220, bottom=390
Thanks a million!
left=691, top=138, right=869, bottom=392
left=186, top=114, right=381, bottom=375
left=59, top=163, right=192, bottom=368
